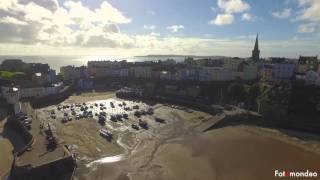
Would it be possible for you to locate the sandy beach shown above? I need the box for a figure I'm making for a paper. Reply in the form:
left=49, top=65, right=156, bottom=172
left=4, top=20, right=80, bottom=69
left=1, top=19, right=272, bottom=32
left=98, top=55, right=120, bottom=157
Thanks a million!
left=31, top=91, right=320, bottom=180
left=0, top=113, right=14, bottom=180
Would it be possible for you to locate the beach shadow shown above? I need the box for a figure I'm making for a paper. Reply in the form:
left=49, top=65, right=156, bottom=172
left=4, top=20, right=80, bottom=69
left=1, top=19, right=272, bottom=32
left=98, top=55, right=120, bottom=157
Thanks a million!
left=204, top=112, right=320, bottom=142
left=0, top=121, right=26, bottom=154
left=204, top=112, right=273, bottom=132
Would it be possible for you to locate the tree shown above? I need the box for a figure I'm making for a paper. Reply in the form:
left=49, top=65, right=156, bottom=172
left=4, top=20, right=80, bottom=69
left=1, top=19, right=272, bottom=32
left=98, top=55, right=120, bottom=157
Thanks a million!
left=228, top=82, right=247, bottom=103
left=249, top=83, right=261, bottom=100
left=248, top=83, right=262, bottom=110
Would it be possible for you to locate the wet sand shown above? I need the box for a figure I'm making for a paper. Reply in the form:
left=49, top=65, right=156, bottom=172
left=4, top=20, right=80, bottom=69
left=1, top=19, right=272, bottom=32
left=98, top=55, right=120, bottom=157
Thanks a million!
left=0, top=117, right=14, bottom=180
left=0, top=139, right=13, bottom=179
left=153, top=126, right=320, bottom=180
left=35, top=92, right=320, bottom=180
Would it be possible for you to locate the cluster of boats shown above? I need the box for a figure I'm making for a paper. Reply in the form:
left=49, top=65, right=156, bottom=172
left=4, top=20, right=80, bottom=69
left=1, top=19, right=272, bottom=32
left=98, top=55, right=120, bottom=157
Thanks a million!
left=134, top=108, right=154, bottom=118
left=50, top=100, right=167, bottom=142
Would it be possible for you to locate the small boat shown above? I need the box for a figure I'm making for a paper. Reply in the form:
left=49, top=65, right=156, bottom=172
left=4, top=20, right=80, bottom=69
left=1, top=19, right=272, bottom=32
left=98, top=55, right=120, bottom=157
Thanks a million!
left=116, top=114, right=122, bottom=121
left=99, top=129, right=113, bottom=141
left=155, top=118, right=165, bottom=123
left=110, top=115, right=117, bottom=122
left=123, top=114, right=128, bottom=119
left=61, top=117, right=68, bottom=123
left=100, top=111, right=106, bottom=116
left=139, top=119, right=148, bottom=129
left=98, top=116, right=106, bottom=125
left=134, top=111, right=141, bottom=117
left=131, top=124, right=139, bottom=130
left=147, top=108, right=154, bottom=115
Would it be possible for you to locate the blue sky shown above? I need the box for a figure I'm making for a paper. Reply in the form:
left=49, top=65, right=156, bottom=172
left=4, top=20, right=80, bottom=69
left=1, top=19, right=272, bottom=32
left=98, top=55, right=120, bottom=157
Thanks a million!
left=72, top=0, right=314, bottom=39
left=0, top=0, right=319, bottom=57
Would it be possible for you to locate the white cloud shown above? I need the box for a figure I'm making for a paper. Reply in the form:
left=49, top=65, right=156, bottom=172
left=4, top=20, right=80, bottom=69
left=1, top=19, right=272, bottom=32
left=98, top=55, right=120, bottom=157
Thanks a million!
left=297, top=0, right=320, bottom=22
left=143, top=25, right=156, bottom=30
left=211, top=0, right=251, bottom=25
left=150, top=32, right=160, bottom=36
left=210, top=14, right=234, bottom=26
left=217, top=0, right=250, bottom=14
left=147, top=10, right=155, bottom=15
left=0, top=0, right=132, bottom=47
left=241, top=13, right=253, bottom=21
left=0, top=0, right=318, bottom=57
left=95, top=1, right=131, bottom=24
left=271, top=8, right=291, bottom=19
left=0, top=16, right=28, bottom=25
left=166, top=25, right=184, bottom=33
left=298, top=23, right=316, bottom=33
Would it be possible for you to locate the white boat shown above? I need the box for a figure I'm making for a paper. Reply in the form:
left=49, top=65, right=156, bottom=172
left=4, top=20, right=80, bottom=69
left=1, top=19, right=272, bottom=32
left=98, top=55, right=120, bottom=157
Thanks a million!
left=99, top=129, right=113, bottom=141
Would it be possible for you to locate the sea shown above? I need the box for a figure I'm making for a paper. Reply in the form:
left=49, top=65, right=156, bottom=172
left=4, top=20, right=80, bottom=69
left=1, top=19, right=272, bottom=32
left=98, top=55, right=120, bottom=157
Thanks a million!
left=0, top=55, right=188, bottom=73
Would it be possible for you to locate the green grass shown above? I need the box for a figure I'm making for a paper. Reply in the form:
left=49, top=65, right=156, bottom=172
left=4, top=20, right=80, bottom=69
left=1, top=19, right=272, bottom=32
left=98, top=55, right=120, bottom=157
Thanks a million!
left=0, top=71, right=25, bottom=80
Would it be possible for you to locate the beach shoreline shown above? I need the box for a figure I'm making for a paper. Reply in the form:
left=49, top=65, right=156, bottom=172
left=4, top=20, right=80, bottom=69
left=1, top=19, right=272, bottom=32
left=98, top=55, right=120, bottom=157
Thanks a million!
left=2, top=91, right=320, bottom=180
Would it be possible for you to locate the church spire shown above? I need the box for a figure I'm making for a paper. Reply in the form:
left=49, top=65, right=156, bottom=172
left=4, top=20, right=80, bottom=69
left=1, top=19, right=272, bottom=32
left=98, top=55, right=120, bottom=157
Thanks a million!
left=254, top=33, right=259, bottom=50
left=252, top=33, right=260, bottom=62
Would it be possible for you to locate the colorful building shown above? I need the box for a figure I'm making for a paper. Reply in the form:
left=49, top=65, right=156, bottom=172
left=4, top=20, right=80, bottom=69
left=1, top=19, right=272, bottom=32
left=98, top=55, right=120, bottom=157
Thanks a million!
left=222, top=57, right=244, bottom=71
left=273, top=62, right=295, bottom=80
left=296, top=56, right=318, bottom=74
left=260, top=64, right=274, bottom=82
left=243, top=62, right=258, bottom=81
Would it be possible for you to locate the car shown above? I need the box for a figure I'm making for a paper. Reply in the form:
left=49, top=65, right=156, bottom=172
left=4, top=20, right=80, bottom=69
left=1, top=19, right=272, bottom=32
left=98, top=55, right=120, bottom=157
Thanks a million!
left=18, top=115, right=28, bottom=121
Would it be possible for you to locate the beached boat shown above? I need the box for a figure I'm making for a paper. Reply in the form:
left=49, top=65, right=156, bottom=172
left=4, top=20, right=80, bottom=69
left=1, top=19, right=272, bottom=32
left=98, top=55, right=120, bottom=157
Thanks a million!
left=110, top=115, right=117, bottom=122
left=134, top=111, right=141, bottom=117
left=155, top=117, right=165, bottom=123
left=98, top=116, right=106, bottom=125
left=131, top=124, right=139, bottom=130
left=99, top=129, right=113, bottom=141
left=139, top=119, right=148, bottom=129
left=61, top=117, right=68, bottom=123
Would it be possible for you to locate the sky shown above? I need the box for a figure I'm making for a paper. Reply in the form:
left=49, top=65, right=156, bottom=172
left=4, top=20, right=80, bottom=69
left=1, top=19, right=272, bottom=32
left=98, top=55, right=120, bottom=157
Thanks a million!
left=0, top=0, right=319, bottom=58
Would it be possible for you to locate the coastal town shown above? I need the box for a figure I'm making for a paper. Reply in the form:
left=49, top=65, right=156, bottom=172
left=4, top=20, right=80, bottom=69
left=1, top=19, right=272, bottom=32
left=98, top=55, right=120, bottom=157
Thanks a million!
left=0, top=34, right=320, bottom=180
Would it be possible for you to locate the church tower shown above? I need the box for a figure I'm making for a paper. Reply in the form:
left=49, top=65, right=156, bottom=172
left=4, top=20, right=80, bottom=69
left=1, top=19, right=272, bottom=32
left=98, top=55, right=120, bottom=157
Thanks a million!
left=252, top=33, right=260, bottom=62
